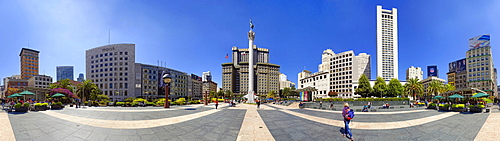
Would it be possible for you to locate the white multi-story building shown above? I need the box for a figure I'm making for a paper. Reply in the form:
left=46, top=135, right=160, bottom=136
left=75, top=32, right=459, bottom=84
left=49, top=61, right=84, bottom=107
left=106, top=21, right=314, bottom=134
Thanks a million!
left=28, top=75, right=53, bottom=88
left=406, top=66, right=423, bottom=81
left=86, top=44, right=136, bottom=102
left=279, top=73, right=295, bottom=90
left=298, top=49, right=370, bottom=98
left=376, top=5, right=399, bottom=80
left=202, top=71, right=212, bottom=82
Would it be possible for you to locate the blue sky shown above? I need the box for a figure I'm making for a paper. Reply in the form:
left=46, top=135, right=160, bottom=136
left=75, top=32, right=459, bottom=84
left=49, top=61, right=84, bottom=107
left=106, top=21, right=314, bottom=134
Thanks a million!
left=1, top=0, right=500, bottom=87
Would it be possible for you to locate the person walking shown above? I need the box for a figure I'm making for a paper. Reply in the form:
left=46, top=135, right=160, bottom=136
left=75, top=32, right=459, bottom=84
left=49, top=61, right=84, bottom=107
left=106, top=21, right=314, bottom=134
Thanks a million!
left=215, top=100, right=219, bottom=110
left=319, top=101, right=323, bottom=109
left=342, top=103, right=354, bottom=140
left=256, top=100, right=261, bottom=109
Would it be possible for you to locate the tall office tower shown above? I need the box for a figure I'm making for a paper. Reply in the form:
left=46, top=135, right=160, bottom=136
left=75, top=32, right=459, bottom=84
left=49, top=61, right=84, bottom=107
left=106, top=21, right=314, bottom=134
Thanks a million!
left=56, top=66, right=74, bottom=81
left=202, top=71, right=212, bottom=82
left=20, top=48, right=40, bottom=80
left=376, top=5, right=398, bottom=80
left=406, top=66, right=423, bottom=81
left=466, top=34, right=497, bottom=97
left=86, top=44, right=135, bottom=102
left=77, top=73, right=85, bottom=82
left=427, top=65, right=438, bottom=77
left=279, top=73, right=295, bottom=90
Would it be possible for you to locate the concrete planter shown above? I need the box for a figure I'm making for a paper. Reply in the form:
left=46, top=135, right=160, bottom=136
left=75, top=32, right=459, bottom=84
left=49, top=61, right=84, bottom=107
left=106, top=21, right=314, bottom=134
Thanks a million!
left=35, top=106, right=47, bottom=111
left=427, top=106, right=436, bottom=109
left=15, top=107, right=28, bottom=112
left=51, top=105, right=63, bottom=110
left=469, top=107, right=483, bottom=113
left=452, top=108, right=467, bottom=112
left=438, top=106, right=449, bottom=111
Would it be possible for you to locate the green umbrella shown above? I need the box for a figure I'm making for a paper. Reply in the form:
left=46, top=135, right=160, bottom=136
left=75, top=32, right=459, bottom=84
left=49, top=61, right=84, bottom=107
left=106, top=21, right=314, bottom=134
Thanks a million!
left=7, top=93, right=23, bottom=98
left=448, top=94, right=464, bottom=99
left=472, top=93, right=489, bottom=98
left=19, top=90, right=35, bottom=95
left=51, top=93, right=66, bottom=98
left=433, top=96, right=444, bottom=99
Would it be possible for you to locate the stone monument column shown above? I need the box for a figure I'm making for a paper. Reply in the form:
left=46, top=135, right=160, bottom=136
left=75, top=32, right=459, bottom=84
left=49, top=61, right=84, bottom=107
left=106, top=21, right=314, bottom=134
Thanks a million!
left=247, top=19, right=256, bottom=103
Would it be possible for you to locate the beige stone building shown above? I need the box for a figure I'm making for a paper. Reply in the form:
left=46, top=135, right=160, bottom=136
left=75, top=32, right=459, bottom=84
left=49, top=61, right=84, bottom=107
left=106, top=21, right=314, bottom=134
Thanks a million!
left=222, top=46, right=280, bottom=96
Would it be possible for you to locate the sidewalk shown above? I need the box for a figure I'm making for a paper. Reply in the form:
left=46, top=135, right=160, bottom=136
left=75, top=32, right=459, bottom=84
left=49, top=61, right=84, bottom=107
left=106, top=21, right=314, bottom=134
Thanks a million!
left=0, top=110, right=15, bottom=141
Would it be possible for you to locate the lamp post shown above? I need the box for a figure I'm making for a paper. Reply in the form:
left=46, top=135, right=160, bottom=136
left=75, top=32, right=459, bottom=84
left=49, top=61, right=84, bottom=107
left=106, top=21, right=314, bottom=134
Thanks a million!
left=163, top=71, right=172, bottom=108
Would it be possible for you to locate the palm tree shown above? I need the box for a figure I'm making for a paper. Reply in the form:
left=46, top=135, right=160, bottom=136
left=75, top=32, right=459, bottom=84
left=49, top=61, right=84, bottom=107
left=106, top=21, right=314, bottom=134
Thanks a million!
left=441, top=84, right=456, bottom=93
left=76, top=80, right=99, bottom=101
left=404, top=78, right=424, bottom=100
left=428, top=80, right=444, bottom=96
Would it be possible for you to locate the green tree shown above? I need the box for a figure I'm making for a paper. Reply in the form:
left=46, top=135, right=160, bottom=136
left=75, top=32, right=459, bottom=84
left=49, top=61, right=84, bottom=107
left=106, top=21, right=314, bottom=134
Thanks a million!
left=96, top=94, right=110, bottom=101
left=282, top=87, right=292, bottom=98
left=404, top=78, right=424, bottom=100
left=290, top=87, right=299, bottom=97
left=49, top=79, right=74, bottom=93
left=224, top=90, right=233, bottom=99
left=442, top=84, right=455, bottom=93
left=386, top=78, right=404, bottom=97
left=209, top=91, right=217, bottom=99
left=428, top=80, right=444, bottom=96
left=355, top=74, right=372, bottom=97
left=267, top=91, right=276, bottom=98
left=372, top=77, right=387, bottom=97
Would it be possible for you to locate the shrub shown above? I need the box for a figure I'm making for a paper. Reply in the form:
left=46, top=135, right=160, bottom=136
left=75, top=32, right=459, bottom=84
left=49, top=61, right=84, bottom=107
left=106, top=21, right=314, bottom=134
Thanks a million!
left=443, top=104, right=450, bottom=108
left=133, top=98, right=148, bottom=103
left=468, top=105, right=475, bottom=108
left=14, top=103, right=22, bottom=108
left=146, top=102, right=155, bottom=106
left=116, top=102, right=125, bottom=106
left=452, top=104, right=465, bottom=108
left=131, top=102, right=138, bottom=106
left=53, top=102, right=62, bottom=105
left=42, top=103, right=48, bottom=106
left=34, top=103, right=43, bottom=106
left=429, top=103, right=437, bottom=106
left=156, top=102, right=165, bottom=106
left=23, top=103, right=30, bottom=107
left=478, top=105, right=485, bottom=108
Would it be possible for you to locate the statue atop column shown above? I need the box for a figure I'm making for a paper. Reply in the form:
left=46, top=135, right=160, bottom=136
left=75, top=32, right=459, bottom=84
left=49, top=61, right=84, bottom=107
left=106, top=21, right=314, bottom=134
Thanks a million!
left=248, top=19, right=255, bottom=40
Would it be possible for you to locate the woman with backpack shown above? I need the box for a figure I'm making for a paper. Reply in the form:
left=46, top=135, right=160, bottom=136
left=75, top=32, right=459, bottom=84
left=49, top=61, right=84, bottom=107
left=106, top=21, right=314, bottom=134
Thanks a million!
left=342, top=103, right=354, bottom=140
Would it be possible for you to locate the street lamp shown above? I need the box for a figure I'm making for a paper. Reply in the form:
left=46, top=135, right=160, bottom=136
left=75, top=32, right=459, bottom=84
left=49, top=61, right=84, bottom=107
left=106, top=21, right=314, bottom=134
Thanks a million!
left=163, top=71, right=172, bottom=108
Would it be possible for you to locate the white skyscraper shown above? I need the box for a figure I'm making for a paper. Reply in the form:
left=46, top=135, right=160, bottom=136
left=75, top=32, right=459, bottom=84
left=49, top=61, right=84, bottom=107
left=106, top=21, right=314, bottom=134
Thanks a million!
left=406, top=66, right=423, bottom=81
left=202, top=71, right=212, bottom=82
left=376, top=5, right=398, bottom=80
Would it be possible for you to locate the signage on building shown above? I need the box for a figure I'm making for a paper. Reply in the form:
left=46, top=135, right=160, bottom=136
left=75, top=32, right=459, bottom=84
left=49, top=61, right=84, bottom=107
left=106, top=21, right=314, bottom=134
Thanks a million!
left=469, top=34, right=490, bottom=50
left=449, top=58, right=466, bottom=73
left=427, top=66, right=438, bottom=77
left=102, top=47, right=115, bottom=52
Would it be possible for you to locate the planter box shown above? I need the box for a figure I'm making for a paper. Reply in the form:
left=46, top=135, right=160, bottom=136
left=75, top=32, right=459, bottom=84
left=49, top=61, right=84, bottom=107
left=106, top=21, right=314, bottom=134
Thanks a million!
left=35, top=106, right=47, bottom=111
left=469, top=107, right=483, bottom=113
left=15, top=107, right=28, bottom=112
left=438, top=106, right=449, bottom=111
left=452, top=108, right=467, bottom=112
left=427, top=106, right=437, bottom=109
left=51, top=105, right=63, bottom=110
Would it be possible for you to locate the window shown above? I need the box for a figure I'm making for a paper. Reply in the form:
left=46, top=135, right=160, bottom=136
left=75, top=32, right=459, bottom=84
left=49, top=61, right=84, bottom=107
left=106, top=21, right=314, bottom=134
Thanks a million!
left=110, top=83, right=113, bottom=88
left=105, top=53, right=108, bottom=56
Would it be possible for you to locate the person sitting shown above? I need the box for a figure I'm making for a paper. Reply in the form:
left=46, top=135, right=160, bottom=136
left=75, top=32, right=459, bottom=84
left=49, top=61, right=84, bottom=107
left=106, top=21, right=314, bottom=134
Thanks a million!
left=410, top=102, right=414, bottom=108
left=386, top=103, right=390, bottom=109
left=299, top=102, right=304, bottom=108
left=382, top=104, right=387, bottom=109
left=362, top=104, right=368, bottom=112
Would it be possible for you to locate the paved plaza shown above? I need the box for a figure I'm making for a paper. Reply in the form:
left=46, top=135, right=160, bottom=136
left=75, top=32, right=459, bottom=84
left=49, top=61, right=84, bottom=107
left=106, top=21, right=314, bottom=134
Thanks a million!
left=1, top=103, right=500, bottom=141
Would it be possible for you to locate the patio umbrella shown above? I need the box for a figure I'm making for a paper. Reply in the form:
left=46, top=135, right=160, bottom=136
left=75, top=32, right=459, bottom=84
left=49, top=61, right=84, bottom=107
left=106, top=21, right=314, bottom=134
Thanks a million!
left=51, top=93, right=66, bottom=98
left=19, top=90, right=35, bottom=101
left=433, top=96, right=444, bottom=99
left=448, top=94, right=464, bottom=99
left=471, top=93, right=489, bottom=98
left=7, top=93, right=23, bottom=98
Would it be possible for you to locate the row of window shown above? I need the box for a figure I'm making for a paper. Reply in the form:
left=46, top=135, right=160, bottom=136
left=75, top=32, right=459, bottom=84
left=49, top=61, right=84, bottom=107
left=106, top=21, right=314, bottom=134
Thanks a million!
left=91, top=57, right=128, bottom=64
left=91, top=62, right=129, bottom=68
left=91, top=72, right=128, bottom=78
left=91, top=67, right=128, bottom=73
left=91, top=52, right=128, bottom=59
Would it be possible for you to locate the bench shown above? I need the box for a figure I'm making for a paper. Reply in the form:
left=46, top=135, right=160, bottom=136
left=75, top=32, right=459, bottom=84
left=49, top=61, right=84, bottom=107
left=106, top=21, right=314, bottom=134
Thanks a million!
left=400, top=106, right=405, bottom=108
left=389, top=107, right=394, bottom=109
left=355, top=109, right=362, bottom=112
